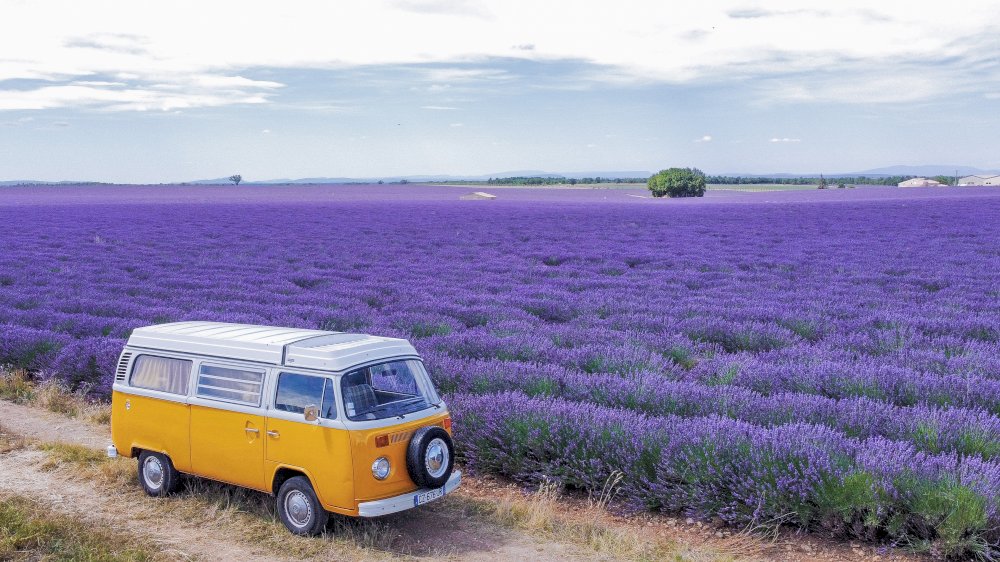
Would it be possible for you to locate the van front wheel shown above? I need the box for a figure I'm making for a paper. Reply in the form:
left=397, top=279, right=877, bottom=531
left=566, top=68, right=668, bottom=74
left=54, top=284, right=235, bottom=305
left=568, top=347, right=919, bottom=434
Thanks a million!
left=137, top=451, right=181, bottom=497
left=277, top=476, right=329, bottom=536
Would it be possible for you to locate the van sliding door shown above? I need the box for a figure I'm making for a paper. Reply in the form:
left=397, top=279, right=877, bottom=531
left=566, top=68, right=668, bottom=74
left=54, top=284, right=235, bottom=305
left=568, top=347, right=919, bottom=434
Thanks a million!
left=188, top=363, right=267, bottom=491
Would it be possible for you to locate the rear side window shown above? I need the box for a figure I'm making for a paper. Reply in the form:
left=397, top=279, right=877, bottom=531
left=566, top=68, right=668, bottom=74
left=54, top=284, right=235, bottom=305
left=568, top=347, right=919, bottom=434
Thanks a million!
left=275, top=373, right=334, bottom=418
left=196, top=364, right=264, bottom=406
left=130, top=355, right=192, bottom=395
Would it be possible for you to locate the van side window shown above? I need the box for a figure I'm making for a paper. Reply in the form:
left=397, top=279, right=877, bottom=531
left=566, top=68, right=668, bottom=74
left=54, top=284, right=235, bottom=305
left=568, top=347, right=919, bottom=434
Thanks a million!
left=196, top=364, right=264, bottom=406
left=274, top=373, right=326, bottom=416
left=130, top=355, right=192, bottom=395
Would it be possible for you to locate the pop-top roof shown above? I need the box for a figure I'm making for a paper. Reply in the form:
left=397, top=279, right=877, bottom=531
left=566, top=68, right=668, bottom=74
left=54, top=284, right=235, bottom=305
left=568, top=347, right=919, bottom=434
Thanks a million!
left=127, top=321, right=418, bottom=372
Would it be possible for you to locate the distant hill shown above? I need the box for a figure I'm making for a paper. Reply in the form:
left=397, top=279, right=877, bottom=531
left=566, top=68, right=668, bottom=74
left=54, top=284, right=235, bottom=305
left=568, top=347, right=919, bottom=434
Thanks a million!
left=853, top=165, right=1000, bottom=177
left=718, top=166, right=1000, bottom=179
left=0, top=180, right=107, bottom=186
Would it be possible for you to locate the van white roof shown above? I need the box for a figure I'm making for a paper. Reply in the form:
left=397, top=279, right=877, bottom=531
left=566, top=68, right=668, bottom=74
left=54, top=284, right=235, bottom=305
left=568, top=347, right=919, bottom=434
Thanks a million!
left=126, top=321, right=418, bottom=372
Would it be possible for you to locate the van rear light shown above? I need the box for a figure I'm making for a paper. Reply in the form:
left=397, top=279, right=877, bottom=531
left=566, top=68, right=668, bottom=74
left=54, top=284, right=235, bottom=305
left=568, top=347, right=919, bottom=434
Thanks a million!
left=442, top=417, right=452, bottom=432
left=375, top=434, right=389, bottom=447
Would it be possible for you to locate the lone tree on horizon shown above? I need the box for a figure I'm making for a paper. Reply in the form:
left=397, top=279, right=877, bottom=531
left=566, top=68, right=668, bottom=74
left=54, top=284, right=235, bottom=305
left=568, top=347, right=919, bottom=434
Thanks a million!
left=229, top=174, right=242, bottom=186
left=647, top=167, right=706, bottom=198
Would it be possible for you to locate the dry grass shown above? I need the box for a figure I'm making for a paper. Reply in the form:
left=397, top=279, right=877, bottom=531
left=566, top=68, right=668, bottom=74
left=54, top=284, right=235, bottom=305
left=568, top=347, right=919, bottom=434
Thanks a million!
left=39, top=441, right=112, bottom=470
left=0, top=369, right=34, bottom=403
left=0, top=493, right=167, bottom=561
left=456, top=477, right=742, bottom=562
left=0, top=422, right=27, bottom=454
left=0, top=368, right=112, bottom=425
left=25, top=431, right=749, bottom=561
left=162, top=478, right=399, bottom=559
left=34, top=439, right=398, bottom=560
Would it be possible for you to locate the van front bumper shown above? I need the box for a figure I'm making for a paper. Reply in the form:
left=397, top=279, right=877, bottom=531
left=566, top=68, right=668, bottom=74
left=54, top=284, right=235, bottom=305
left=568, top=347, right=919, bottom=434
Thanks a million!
left=357, top=471, right=462, bottom=517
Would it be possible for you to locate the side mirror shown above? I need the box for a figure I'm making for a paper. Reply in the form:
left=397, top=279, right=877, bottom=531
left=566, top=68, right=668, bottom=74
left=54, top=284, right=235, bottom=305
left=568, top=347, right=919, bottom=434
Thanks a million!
left=304, top=404, right=319, bottom=422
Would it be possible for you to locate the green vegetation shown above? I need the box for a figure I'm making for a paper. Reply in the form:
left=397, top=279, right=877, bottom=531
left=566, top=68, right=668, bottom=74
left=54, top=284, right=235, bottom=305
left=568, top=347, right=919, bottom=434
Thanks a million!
left=705, top=174, right=918, bottom=186
left=647, top=168, right=707, bottom=198
left=484, top=176, right=646, bottom=186
left=0, top=495, right=161, bottom=561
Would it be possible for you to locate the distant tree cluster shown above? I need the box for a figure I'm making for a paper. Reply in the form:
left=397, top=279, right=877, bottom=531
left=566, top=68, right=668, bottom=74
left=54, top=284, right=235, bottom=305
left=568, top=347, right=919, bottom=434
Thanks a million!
left=484, top=176, right=647, bottom=186
left=706, top=175, right=925, bottom=186
left=648, top=168, right=707, bottom=198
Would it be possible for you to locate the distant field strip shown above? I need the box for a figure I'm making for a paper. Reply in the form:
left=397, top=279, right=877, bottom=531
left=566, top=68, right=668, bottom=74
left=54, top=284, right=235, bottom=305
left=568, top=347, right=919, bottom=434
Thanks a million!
left=706, top=183, right=817, bottom=191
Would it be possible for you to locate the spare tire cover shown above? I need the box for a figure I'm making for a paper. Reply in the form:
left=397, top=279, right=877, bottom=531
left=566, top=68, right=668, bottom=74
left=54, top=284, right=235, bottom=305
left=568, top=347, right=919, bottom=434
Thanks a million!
left=406, top=426, right=454, bottom=489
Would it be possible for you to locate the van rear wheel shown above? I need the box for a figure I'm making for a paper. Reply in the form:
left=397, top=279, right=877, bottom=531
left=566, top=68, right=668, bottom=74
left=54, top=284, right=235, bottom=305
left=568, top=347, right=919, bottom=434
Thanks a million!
left=137, top=451, right=181, bottom=497
left=277, top=476, right=328, bottom=536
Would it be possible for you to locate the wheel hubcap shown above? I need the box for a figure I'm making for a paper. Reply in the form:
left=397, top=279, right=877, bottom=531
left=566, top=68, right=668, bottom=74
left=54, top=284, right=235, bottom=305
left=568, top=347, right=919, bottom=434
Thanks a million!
left=143, top=457, right=163, bottom=489
left=284, top=490, right=312, bottom=528
left=425, top=438, right=448, bottom=479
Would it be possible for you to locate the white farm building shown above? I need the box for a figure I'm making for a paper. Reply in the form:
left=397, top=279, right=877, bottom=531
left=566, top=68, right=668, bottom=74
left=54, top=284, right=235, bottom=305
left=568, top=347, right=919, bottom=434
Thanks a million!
left=898, top=177, right=943, bottom=187
left=958, top=175, right=1000, bottom=186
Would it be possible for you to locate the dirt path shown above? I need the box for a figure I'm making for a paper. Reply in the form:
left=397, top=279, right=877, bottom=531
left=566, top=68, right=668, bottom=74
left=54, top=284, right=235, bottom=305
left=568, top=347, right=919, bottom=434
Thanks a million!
left=0, top=400, right=623, bottom=562
left=0, top=448, right=286, bottom=562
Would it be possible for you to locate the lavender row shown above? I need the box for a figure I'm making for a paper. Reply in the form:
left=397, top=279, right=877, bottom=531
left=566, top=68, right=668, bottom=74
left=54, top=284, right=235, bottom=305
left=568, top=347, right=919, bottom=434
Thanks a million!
left=450, top=391, right=1000, bottom=558
left=427, top=353, right=1000, bottom=460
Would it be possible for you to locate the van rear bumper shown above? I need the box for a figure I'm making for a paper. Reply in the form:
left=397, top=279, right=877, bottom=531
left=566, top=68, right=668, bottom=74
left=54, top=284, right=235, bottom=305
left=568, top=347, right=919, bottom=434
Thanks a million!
left=357, top=471, right=461, bottom=517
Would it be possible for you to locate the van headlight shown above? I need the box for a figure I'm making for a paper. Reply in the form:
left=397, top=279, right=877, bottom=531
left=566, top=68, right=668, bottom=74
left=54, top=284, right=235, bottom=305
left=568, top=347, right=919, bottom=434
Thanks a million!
left=372, top=457, right=391, bottom=480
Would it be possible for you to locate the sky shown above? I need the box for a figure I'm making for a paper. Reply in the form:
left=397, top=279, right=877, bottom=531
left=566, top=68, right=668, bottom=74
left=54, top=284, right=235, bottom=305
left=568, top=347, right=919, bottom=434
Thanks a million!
left=1, top=0, right=999, bottom=183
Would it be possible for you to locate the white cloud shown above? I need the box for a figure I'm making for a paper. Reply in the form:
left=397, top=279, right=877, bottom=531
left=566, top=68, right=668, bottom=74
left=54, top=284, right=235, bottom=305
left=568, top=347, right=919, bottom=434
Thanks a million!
left=0, top=84, right=271, bottom=111
left=421, top=105, right=459, bottom=110
left=0, top=0, right=997, bottom=110
left=695, top=135, right=712, bottom=143
left=449, top=122, right=463, bottom=127
left=770, top=137, right=802, bottom=143
left=262, top=128, right=271, bottom=134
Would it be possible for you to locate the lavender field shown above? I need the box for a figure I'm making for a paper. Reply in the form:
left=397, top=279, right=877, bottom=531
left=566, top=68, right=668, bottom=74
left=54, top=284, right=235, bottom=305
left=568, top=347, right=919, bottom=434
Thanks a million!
left=3, top=184, right=1000, bottom=556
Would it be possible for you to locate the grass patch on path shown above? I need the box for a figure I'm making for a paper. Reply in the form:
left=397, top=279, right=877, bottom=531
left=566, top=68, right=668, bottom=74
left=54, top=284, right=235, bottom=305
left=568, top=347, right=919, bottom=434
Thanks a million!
left=0, top=494, right=164, bottom=561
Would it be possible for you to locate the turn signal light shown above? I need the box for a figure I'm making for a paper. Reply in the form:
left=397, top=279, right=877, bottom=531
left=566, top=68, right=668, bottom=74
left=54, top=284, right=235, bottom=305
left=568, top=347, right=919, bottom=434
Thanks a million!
left=375, top=434, right=389, bottom=447
left=442, top=417, right=452, bottom=432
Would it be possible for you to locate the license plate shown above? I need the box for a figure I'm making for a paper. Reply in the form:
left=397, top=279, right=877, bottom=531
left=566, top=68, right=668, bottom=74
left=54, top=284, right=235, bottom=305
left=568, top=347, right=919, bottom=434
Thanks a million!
left=413, top=486, right=445, bottom=506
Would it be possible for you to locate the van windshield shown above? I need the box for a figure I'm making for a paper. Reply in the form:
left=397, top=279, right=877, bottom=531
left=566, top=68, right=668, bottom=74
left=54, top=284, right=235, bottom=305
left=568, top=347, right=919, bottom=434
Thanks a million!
left=341, top=359, right=440, bottom=421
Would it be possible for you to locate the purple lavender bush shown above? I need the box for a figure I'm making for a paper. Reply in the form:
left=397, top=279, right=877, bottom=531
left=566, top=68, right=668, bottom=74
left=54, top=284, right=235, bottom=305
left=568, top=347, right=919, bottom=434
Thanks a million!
left=1, top=184, right=999, bottom=556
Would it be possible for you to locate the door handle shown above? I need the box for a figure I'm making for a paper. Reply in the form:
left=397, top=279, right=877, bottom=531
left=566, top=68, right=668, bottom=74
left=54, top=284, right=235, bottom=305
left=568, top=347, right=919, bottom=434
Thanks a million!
left=244, top=428, right=259, bottom=435
left=267, top=430, right=280, bottom=438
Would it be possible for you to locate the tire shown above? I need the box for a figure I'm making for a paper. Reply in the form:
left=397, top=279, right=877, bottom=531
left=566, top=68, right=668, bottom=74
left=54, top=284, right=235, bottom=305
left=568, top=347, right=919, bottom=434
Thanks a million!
left=137, top=451, right=182, bottom=497
left=277, top=476, right=329, bottom=536
left=406, top=426, right=454, bottom=489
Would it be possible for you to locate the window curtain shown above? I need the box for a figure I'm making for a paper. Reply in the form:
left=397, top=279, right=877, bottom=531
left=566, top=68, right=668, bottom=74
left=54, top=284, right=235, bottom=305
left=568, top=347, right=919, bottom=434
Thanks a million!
left=131, top=355, right=192, bottom=395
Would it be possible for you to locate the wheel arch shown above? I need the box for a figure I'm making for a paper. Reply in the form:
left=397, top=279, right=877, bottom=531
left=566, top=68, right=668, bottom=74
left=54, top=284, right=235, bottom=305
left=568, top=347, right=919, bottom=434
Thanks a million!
left=271, top=465, right=311, bottom=495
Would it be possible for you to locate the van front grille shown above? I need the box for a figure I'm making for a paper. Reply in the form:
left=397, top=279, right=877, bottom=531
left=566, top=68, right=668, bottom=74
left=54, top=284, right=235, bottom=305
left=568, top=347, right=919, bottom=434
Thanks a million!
left=115, top=352, right=132, bottom=382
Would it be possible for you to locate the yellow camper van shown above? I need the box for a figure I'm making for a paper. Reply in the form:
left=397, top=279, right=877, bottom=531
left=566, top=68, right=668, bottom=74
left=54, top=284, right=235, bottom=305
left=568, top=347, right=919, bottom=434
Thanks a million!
left=108, top=321, right=459, bottom=535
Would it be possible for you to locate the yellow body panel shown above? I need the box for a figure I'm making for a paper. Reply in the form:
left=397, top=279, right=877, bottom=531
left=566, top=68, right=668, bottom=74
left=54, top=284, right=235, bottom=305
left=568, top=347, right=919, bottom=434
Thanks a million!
left=190, top=404, right=266, bottom=491
left=111, top=390, right=191, bottom=471
left=264, top=418, right=355, bottom=510
left=113, top=388, right=454, bottom=517
left=350, top=412, right=451, bottom=504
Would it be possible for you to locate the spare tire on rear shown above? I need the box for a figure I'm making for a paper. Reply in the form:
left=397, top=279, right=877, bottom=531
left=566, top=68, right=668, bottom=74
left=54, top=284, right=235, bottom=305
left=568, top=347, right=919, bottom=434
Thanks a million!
left=406, top=426, right=454, bottom=489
